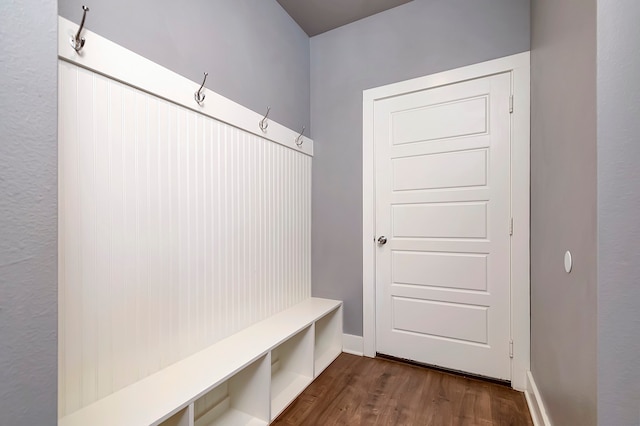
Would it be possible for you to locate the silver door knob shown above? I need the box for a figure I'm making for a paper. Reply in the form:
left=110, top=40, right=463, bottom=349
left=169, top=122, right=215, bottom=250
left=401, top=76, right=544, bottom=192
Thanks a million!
left=377, top=236, right=387, bottom=245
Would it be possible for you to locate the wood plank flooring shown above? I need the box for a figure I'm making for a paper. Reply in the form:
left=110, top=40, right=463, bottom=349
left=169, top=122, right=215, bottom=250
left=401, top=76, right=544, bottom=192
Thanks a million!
left=273, top=354, right=533, bottom=426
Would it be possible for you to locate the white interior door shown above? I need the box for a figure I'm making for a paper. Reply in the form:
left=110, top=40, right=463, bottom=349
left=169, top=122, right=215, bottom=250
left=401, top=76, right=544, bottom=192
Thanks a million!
left=374, top=72, right=512, bottom=380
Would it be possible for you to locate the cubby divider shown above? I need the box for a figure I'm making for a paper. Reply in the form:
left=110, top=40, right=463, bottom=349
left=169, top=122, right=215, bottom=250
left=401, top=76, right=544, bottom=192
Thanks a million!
left=270, top=326, right=315, bottom=420
left=159, top=404, right=194, bottom=426
left=314, top=306, right=343, bottom=377
left=194, top=355, right=270, bottom=426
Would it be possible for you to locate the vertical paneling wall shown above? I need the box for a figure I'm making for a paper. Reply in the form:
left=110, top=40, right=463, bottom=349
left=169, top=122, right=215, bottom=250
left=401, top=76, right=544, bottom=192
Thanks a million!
left=58, top=61, right=312, bottom=416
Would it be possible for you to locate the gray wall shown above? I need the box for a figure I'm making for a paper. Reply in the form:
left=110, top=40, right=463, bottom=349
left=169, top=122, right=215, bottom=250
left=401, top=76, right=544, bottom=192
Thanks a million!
left=530, top=0, right=597, bottom=424
left=310, top=0, right=531, bottom=335
left=59, top=0, right=310, bottom=133
left=597, top=1, right=640, bottom=424
left=0, top=0, right=59, bottom=425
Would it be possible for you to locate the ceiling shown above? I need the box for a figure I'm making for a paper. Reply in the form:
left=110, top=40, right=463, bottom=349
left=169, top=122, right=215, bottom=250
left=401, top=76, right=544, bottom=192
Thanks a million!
left=277, top=0, right=414, bottom=37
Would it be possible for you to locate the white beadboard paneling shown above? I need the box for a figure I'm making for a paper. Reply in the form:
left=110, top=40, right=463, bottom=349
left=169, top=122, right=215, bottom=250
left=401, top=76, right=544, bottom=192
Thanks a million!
left=58, top=61, right=312, bottom=416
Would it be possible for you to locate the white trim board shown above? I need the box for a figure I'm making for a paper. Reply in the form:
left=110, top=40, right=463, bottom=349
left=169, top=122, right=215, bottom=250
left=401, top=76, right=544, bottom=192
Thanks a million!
left=342, top=334, right=364, bottom=356
left=525, top=371, right=553, bottom=426
left=58, top=16, right=313, bottom=156
left=361, top=52, right=531, bottom=391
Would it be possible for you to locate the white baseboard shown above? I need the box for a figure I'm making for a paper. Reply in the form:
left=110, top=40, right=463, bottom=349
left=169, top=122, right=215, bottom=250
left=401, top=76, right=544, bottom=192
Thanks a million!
left=525, top=371, right=552, bottom=426
left=342, top=334, right=364, bottom=356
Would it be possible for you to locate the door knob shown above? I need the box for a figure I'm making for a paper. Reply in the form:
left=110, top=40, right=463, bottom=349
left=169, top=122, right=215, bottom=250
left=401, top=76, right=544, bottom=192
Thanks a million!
left=377, top=236, right=387, bottom=245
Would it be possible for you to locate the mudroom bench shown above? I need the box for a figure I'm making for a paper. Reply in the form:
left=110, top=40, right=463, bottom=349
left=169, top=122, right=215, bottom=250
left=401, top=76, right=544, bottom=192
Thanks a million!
left=59, top=298, right=343, bottom=426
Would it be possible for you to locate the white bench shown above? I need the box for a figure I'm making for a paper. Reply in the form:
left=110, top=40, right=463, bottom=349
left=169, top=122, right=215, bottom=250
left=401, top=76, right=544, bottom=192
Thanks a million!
left=59, top=298, right=343, bottom=426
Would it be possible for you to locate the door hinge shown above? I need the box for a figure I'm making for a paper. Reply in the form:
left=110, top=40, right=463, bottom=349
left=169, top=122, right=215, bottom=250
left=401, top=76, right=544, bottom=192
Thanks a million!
left=509, top=217, right=514, bottom=236
left=509, top=95, right=514, bottom=113
left=509, top=340, right=514, bottom=358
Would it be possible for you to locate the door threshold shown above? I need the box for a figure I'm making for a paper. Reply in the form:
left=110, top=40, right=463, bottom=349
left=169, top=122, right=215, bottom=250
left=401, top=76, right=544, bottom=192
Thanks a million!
left=376, top=353, right=512, bottom=388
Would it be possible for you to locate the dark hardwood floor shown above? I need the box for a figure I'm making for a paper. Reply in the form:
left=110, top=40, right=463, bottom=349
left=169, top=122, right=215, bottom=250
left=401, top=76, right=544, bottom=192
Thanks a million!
left=273, top=354, right=533, bottom=426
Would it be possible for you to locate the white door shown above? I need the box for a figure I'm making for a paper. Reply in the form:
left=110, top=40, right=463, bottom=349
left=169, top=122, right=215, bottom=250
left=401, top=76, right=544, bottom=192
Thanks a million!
left=375, top=72, right=512, bottom=380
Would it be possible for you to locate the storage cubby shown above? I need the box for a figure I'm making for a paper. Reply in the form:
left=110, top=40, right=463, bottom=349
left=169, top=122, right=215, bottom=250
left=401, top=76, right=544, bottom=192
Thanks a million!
left=314, top=306, right=343, bottom=376
left=270, top=326, right=314, bottom=420
left=160, top=404, right=194, bottom=426
left=194, top=355, right=270, bottom=426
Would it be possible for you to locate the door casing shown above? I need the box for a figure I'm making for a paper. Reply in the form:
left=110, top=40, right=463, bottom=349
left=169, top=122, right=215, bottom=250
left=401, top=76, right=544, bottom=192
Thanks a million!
left=362, top=52, right=531, bottom=391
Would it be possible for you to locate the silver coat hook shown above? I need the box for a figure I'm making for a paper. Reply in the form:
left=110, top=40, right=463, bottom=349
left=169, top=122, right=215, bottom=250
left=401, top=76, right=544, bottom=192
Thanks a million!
left=194, top=72, right=208, bottom=105
left=259, top=107, right=271, bottom=132
left=70, top=5, right=90, bottom=52
left=295, top=127, right=306, bottom=147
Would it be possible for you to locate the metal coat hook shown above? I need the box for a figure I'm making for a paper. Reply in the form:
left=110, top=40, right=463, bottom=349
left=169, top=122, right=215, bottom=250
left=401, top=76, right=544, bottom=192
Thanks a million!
left=295, top=127, right=306, bottom=147
left=194, top=72, right=208, bottom=105
left=70, top=5, right=90, bottom=52
left=259, top=107, right=271, bottom=132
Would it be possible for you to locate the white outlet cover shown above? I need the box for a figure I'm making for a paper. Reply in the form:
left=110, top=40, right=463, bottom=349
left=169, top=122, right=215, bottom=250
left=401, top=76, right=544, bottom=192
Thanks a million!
left=564, top=251, right=573, bottom=273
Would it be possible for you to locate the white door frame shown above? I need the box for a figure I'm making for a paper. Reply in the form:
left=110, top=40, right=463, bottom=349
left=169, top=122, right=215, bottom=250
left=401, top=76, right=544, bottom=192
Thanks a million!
left=362, top=52, right=530, bottom=391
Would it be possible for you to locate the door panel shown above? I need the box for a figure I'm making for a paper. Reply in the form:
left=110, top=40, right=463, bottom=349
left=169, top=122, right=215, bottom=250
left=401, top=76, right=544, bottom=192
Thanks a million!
left=392, top=297, right=489, bottom=344
left=392, top=96, right=488, bottom=144
left=392, top=203, right=488, bottom=239
left=392, top=149, right=488, bottom=191
left=375, top=73, right=512, bottom=380
left=392, top=251, right=488, bottom=291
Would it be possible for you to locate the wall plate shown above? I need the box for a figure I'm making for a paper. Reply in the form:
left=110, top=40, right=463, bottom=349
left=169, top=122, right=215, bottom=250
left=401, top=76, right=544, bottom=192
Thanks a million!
left=564, top=251, right=573, bottom=273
